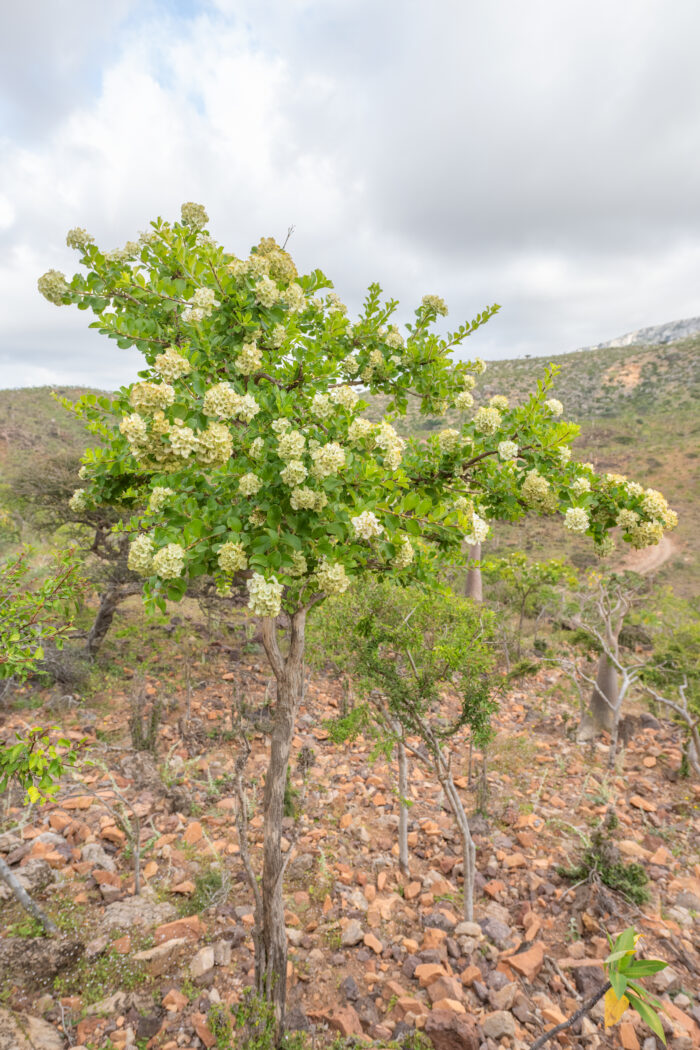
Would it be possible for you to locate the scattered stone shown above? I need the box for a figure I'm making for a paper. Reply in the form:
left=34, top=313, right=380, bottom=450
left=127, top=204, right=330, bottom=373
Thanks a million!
left=85, top=990, right=129, bottom=1016
left=340, top=919, right=364, bottom=947
left=0, top=937, right=83, bottom=990
left=0, top=858, right=55, bottom=900
left=163, top=988, right=188, bottom=1012
left=101, top=894, right=176, bottom=932
left=190, top=945, right=216, bottom=979
left=327, top=1005, right=364, bottom=1037
left=81, top=842, right=116, bottom=872
left=508, top=941, right=545, bottom=981
left=424, top=1008, right=480, bottom=1050
left=479, top=917, right=512, bottom=949
left=454, top=921, right=482, bottom=939
left=481, top=1010, right=516, bottom=1040
left=154, top=914, right=205, bottom=944
left=0, top=1006, right=65, bottom=1050
left=341, top=975, right=360, bottom=1002
left=134, top=937, right=189, bottom=977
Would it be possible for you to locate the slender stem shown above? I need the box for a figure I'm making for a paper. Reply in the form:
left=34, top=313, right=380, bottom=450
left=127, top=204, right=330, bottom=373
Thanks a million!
left=529, top=981, right=611, bottom=1050
left=0, top=854, right=57, bottom=935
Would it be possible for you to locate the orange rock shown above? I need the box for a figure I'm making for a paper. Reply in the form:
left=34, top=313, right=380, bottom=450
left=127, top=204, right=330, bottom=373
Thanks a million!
left=101, top=825, right=126, bottom=846
left=423, top=928, right=447, bottom=951
left=183, top=821, right=203, bottom=845
left=460, top=965, right=482, bottom=987
left=508, top=941, right=545, bottom=981
left=172, top=880, right=196, bottom=895
left=112, top=935, right=131, bottom=954
left=327, top=1006, right=364, bottom=1037
left=191, top=1012, right=216, bottom=1048
left=414, top=963, right=447, bottom=988
left=63, top=795, right=94, bottom=810
left=484, top=880, right=505, bottom=898
left=619, top=1020, right=640, bottom=1050
left=154, top=914, right=206, bottom=944
left=49, top=810, right=72, bottom=833
left=431, top=998, right=466, bottom=1014
left=364, top=932, right=383, bottom=954
left=163, top=988, right=188, bottom=1012
left=629, top=795, right=656, bottom=812
left=404, top=880, right=422, bottom=900
left=503, top=853, right=527, bottom=869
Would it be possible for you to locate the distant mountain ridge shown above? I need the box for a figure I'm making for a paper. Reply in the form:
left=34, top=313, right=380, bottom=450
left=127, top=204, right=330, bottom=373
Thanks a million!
left=580, top=316, right=700, bottom=351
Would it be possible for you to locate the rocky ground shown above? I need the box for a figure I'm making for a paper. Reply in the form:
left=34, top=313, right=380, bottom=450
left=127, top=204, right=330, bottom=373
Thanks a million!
left=0, top=640, right=699, bottom=1050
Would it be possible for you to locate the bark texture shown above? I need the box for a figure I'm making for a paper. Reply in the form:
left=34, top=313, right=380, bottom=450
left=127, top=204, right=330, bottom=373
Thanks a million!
left=0, top=854, right=57, bottom=935
left=464, top=543, right=483, bottom=603
left=397, top=737, right=409, bottom=877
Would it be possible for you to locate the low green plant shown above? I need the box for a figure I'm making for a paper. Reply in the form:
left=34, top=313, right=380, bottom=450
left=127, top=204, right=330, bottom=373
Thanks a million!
left=558, top=815, right=650, bottom=906
left=232, top=990, right=309, bottom=1050
left=53, top=950, right=149, bottom=1005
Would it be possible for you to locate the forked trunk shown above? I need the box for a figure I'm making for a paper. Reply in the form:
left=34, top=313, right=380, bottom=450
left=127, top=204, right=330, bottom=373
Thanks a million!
left=464, top=543, right=482, bottom=602
left=589, top=652, right=618, bottom=733
left=258, top=610, right=307, bottom=1041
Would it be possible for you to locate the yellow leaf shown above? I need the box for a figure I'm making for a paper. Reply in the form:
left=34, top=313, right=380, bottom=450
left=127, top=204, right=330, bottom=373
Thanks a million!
left=604, top=987, right=630, bottom=1028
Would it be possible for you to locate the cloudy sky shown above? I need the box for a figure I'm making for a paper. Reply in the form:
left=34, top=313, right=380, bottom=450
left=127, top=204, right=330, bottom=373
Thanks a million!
left=2, top=0, right=699, bottom=389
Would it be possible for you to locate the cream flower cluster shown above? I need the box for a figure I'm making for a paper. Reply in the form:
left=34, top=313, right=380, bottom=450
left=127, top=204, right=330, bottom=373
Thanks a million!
left=249, top=437, right=264, bottom=460
left=66, top=227, right=94, bottom=251
left=290, top=487, right=327, bottom=512
left=217, top=541, right=247, bottom=573
left=148, top=486, right=174, bottom=513
left=472, top=406, right=502, bottom=435
left=627, top=520, right=665, bottom=549
left=348, top=418, right=375, bottom=442
left=558, top=447, right=572, bottom=465
left=394, top=535, right=415, bottom=569
left=280, top=460, right=308, bottom=486
left=198, top=422, right=234, bottom=466
left=128, top=534, right=155, bottom=574
left=268, top=324, right=286, bottom=348
left=311, top=442, right=346, bottom=478
left=130, top=382, right=175, bottom=414
left=271, top=418, right=291, bottom=434
left=521, top=470, right=555, bottom=511
left=168, top=422, right=199, bottom=459
left=314, top=559, right=350, bottom=595
left=342, top=355, right=360, bottom=376
left=247, top=573, right=283, bottom=618
left=351, top=510, right=384, bottom=541
left=374, top=421, right=405, bottom=470
left=284, top=283, right=307, bottom=313
left=438, top=429, right=461, bottom=455
left=311, top=393, right=333, bottom=420
left=277, top=430, right=306, bottom=460
left=545, top=398, right=563, bottom=416
left=239, top=473, right=262, bottom=496
left=203, top=383, right=260, bottom=422
left=616, top=508, right=639, bottom=530
left=192, top=287, right=217, bottom=311
left=465, top=512, right=489, bottom=546
left=38, top=269, right=69, bottom=305
left=289, top=551, right=307, bottom=577
left=421, top=294, right=448, bottom=316
left=570, top=477, right=591, bottom=497
left=330, top=385, right=359, bottom=411
left=641, top=488, right=674, bottom=525
left=489, top=395, right=509, bottom=411
left=385, top=328, right=405, bottom=350
left=153, top=543, right=186, bottom=579
left=455, top=390, right=474, bottom=411
left=235, top=342, right=262, bottom=375
left=256, top=276, right=279, bottom=308
left=564, top=507, right=589, bottom=533
left=326, top=291, right=347, bottom=313
left=181, top=202, right=209, bottom=229
left=69, top=489, right=90, bottom=513
left=120, top=413, right=149, bottom=447
left=155, top=347, right=192, bottom=381
left=498, top=440, right=519, bottom=461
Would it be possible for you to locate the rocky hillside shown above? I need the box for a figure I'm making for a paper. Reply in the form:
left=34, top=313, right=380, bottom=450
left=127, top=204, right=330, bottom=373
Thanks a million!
left=582, top=317, right=700, bottom=352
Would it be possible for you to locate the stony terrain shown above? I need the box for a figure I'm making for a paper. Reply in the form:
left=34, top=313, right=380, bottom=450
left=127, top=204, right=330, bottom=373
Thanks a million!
left=0, top=619, right=698, bottom=1050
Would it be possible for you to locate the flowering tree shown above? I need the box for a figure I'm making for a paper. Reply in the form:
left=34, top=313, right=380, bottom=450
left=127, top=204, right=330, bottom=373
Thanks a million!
left=40, top=203, right=676, bottom=1033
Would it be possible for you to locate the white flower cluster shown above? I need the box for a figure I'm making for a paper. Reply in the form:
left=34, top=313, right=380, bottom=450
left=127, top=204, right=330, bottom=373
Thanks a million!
left=641, top=488, right=671, bottom=523
left=627, top=520, right=665, bottom=549
left=66, top=228, right=94, bottom=251
left=311, top=442, right=346, bottom=477
left=78, top=465, right=89, bottom=480
left=329, top=385, right=358, bottom=411
left=168, top=422, right=199, bottom=459
left=471, top=358, right=486, bottom=375
left=617, top=509, right=639, bottom=530
left=326, top=291, right=347, bottom=314
left=564, top=507, right=590, bottom=533
left=249, top=437, right=264, bottom=459
left=545, top=398, right=564, bottom=416
left=130, top=382, right=175, bottom=414
left=570, top=477, right=591, bottom=497
left=280, top=460, right=308, bottom=486
left=153, top=543, right=186, bottom=579
left=375, top=421, right=405, bottom=470
left=498, top=440, right=519, bottom=461
left=69, top=489, right=89, bottom=513
left=203, top=383, right=260, bottom=422
left=348, top=418, right=375, bottom=442
left=438, top=429, right=461, bottom=455
left=626, top=481, right=644, bottom=497
left=465, top=512, right=489, bottom=545
left=192, top=287, right=217, bottom=311
left=314, top=559, right=350, bottom=595
left=120, top=413, right=149, bottom=447
left=284, top=283, right=307, bottom=313
left=472, top=406, right=502, bottom=435
left=351, top=510, right=384, bottom=541
left=239, top=473, right=263, bottom=496
left=256, top=276, right=279, bottom=308
left=489, top=395, right=509, bottom=411
left=290, top=487, right=327, bottom=512
left=235, top=342, right=262, bottom=375
left=385, top=328, right=405, bottom=350
left=38, top=269, right=69, bottom=305
left=394, top=535, right=415, bottom=569
left=247, top=573, right=283, bottom=618
left=198, top=422, right=234, bottom=465
left=311, top=393, right=333, bottom=420
left=268, top=324, right=286, bottom=348
left=154, top=347, right=192, bottom=381
left=421, top=294, right=448, bottom=316
left=271, top=418, right=291, bottom=434
left=277, top=430, right=306, bottom=460
left=455, top=390, right=474, bottom=411
left=128, top=534, right=155, bottom=574
left=218, top=541, right=247, bottom=573
left=181, top=202, right=209, bottom=229
left=558, top=447, right=572, bottom=465
left=148, top=486, right=174, bottom=513
left=342, top=355, right=360, bottom=376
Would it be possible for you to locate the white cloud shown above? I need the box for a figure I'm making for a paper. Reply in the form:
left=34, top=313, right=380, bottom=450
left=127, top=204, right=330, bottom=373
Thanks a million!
left=1, top=0, right=700, bottom=389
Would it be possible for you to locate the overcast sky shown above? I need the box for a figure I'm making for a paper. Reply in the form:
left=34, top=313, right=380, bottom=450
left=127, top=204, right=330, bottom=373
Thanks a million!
left=2, top=0, right=699, bottom=389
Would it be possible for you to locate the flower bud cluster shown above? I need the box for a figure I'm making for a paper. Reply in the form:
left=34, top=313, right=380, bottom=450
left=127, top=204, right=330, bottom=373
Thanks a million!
left=69, top=489, right=90, bottom=513
left=280, top=460, right=308, bottom=486
left=128, top=534, right=155, bottom=574
left=154, top=347, right=192, bottom=381
left=217, top=541, right=247, bottom=573
left=351, top=510, right=384, bottom=541
left=545, top=398, right=563, bottom=416
left=314, top=559, right=350, bottom=595
left=235, top=342, right=262, bottom=375
left=153, top=543, right=186, bottom=579
left=472, top=406, right=502, bottom=435
left=130, top=382, right=175, bottom=414
left=498, top=440, right=518, bottom=461
left=421, top=294, right=448, bottom=316
left=38, top=269, right=69, bottom=305
left=283, top=283, right=307, bottom=313
left=329, top=385, right=358, bottom=411
left=465, top=512, right=489, bottom=545
left=203, top=383, right=260, bottom=422
left=181, top=202, right=209, bottom=229
left=66, top=228, right=94, bottom=251
left=570, top=477, right=591, bottom=497
left=394, top=535, right=415, bottom=569
left=256, top=276, right=279, bottom=308
left=310, top=442, right=346, bottom=478
left=239, top=473, right=262, bottom=496
left=489, top=395, right=509, bottom=410
left=455, top=390, right=474, bottom=411
left=564, top=507, right=589, bottom=533
left=277, top=430, right=306, bottom=460
left=290, top=487, right=327, bottom=512
left=148, top=486, right=174, bottom=513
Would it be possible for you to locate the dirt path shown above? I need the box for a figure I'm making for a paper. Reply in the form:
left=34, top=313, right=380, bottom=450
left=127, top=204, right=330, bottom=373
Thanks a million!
left=618, top=533, right=675, bottom=575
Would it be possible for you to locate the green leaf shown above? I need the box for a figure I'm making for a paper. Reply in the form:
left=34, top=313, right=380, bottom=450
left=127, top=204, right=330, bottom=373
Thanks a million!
left=625, top=959, right=667, bottom=976
left=609, top=970, right=628, bottom=1000
left=626, top=994, right=667, bottom=1045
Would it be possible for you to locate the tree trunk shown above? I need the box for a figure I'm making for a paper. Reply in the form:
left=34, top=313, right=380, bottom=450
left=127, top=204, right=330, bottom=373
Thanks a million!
left=0, top=854, right=57, bottom=935
left=439, top=769, right=476, bottom=921
left=397, top=737, right=409, bottom=877
left=86, top=583, right=139, bottom=658
left=589, top=652, right=618, bottom=733
left=464, top=543, right=482, bottom=602
left=258, top=610, right=307, bottom=1041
